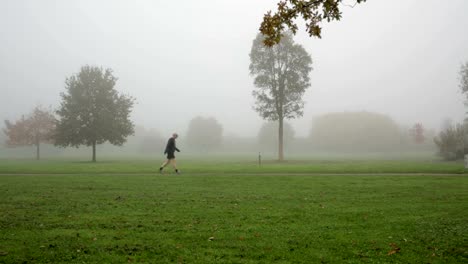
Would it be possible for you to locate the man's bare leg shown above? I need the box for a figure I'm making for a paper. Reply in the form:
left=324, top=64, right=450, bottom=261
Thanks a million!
left=159, top=160, right=170, bottom=173
left=170, top=159, right=179, bottom=174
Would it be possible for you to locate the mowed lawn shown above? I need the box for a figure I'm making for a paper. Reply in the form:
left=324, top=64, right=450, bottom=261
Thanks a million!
left=0, top=160, right=467, bottom=263
left=0, top=158, right=465, bottom=174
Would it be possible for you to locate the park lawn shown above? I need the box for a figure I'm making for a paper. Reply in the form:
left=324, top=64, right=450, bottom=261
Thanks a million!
left=0, top=158, right=465, bottom=174
left=0, top=173, right=467, bottom=263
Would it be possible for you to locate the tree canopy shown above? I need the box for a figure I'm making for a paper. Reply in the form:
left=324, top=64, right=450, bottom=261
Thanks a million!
left=260, top=0, right=367, bottom=46
left=54, top=65, right=135, bottom=162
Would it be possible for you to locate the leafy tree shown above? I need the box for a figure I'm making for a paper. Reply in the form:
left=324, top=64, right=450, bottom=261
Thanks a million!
left=410, top=123, right=425, bottom=144
left=3, top=106, right=55, bottom=160
left=258, top=121, right=295, bottom=152
left=249, top=31, right=312, bottom=161
left=54, top=65, right=135, bottom=162
left=309, top=112, right=402, bottom=152
left=186, top=116, right=223, bottom=151
left=434, top=123, right=467, bottom=161
left=260, top=0, right=367, bottom=46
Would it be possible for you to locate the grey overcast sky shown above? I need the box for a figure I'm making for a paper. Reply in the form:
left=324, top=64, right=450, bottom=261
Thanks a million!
left=1, top=0, right=467, bottom=137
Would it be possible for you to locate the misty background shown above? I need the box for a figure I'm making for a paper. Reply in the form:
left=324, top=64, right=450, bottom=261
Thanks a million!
left=1, top=0, right=467, bottom=158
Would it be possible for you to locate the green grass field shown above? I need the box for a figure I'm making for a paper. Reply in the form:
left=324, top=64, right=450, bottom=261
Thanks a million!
left=0, top=159, right=467, bottom=263
left=0, top=158, right=465, bottom=174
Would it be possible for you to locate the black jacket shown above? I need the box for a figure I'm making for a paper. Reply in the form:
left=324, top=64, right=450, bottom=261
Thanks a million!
left=164, top=137, right=180, bottom=154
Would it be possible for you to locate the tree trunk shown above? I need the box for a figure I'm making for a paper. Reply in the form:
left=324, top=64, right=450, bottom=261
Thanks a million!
left=36, top=142, right=40, bottom=160
left=278, top=118, right=284, bottom=161
left=92, top=141, right=96, bottom=162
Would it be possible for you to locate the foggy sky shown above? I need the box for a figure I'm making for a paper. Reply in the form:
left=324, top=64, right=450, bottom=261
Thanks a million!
left=1, top=0, right=467, bottom=137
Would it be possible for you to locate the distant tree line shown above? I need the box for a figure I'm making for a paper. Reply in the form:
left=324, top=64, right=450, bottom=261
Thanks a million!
left=2, top=58, right=467, bottom=161
left=1, top=109, right=462, bottom=161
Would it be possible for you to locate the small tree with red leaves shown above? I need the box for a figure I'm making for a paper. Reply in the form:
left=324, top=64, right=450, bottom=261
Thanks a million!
left=3, top=106, right=56, bottom=160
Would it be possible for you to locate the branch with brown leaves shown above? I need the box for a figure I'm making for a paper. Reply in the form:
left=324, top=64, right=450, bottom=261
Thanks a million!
left=260, top=0, right=367, bottom=46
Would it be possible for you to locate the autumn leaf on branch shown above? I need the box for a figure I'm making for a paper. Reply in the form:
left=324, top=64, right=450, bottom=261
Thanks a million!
left=260, top=0, right=367, bottom=46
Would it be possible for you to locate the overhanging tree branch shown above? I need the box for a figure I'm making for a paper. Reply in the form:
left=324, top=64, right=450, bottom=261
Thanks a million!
left=260, top=0, right=367, bottom=46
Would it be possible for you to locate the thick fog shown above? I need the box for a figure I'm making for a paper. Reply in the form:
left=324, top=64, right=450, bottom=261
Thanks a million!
left=1, top=0, right=467, bottom=139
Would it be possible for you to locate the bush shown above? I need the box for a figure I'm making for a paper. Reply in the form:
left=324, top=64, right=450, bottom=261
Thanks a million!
left=433, top=123, right=467, bottom=160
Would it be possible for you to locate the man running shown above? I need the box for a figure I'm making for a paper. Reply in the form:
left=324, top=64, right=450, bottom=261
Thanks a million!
left=159, top=133, right=181, bottom=174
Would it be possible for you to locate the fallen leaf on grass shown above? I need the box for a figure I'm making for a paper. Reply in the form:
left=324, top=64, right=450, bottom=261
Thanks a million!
left=387, top=243, right=400, bottom=255
left=208, top=237, right=215, bottom=241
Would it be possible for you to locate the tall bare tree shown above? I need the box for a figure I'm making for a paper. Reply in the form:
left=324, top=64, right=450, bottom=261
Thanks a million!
left=249, top=32, right=312, bottom=161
